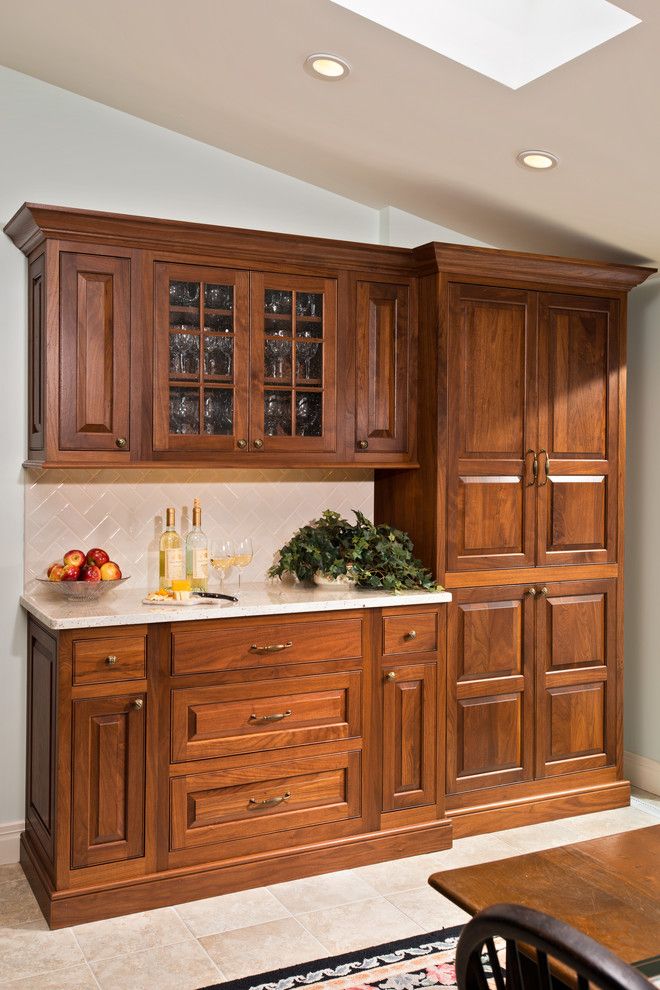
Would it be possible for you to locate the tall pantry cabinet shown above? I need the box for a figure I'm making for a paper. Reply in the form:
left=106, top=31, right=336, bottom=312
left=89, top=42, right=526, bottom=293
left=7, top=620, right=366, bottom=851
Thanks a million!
left=375, top=243, right=652, bottom=836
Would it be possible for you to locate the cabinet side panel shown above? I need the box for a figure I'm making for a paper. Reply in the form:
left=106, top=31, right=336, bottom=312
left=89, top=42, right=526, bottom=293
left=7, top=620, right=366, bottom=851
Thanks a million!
left=26, top=620, right=58, bottom=871
left=28, top=254, right=46, bottom=455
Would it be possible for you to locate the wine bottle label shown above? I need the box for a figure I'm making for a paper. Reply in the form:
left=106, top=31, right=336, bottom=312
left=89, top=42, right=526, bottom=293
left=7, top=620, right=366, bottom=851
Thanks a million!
left=165, top=548, right=184, bottom=579
left=192, top=548, right=209, bottom=579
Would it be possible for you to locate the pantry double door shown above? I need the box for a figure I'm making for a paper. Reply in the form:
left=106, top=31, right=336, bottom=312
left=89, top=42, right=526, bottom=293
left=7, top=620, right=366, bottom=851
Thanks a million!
left=447, top=284, right=620, bottom=572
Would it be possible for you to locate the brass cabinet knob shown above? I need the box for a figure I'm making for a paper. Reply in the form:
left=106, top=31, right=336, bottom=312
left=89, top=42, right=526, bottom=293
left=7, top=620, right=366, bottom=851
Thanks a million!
left=385, top=670, right=397, bottom=681
left=253, top=438, right=264, bottom=450
left=105, top=655, right=118, bottom=666
left=357, top=440, right=369, bottom=450
left=115, top=437, right=127, bottom=449
left=132, top=699, right=143, bottom=710
left=526, top=587, right=537, bottom=597
left=539, top=586, right=549, bottom=597
left=237, top=439, right=248, bottom=449
left=404, top=630, right=417, bottom=640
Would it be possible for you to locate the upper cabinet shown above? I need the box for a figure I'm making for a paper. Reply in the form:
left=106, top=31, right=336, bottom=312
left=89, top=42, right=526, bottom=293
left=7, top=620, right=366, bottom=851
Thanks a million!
left=446, top=282, right=621, bottom=571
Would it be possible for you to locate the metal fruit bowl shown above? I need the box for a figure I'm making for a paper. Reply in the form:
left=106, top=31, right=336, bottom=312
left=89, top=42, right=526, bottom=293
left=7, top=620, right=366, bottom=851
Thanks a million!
left=36, top=577, right=130, bottom=601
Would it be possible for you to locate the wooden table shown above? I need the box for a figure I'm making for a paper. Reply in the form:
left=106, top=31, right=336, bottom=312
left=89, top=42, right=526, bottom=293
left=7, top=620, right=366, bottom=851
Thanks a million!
left=429, top=825, right=660, bottom=971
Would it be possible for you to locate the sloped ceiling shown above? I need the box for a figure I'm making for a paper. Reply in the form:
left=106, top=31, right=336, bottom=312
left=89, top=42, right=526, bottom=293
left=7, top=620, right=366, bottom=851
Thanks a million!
left=0, top=0, right=655, bottom=263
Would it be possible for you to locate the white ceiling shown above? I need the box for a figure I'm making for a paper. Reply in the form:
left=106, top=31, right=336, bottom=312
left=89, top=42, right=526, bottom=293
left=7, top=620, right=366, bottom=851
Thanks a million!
left=0, top=0, right=656, bottom=264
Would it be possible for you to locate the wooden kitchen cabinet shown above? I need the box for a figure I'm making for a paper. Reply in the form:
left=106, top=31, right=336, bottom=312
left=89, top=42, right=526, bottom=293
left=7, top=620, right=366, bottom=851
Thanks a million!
left=381, top=661, right=437, bottom=812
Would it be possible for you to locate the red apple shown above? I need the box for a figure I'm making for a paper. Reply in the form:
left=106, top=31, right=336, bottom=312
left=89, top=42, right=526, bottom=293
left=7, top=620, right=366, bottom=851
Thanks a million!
left=48, top=564, right=65, bottom=582
left=63, top=549, right=86, bottom=568
left=86, top=548, right=109, bottom=568
left=60, top=564, right=80, bottom=581
left=99, top=561, right=122, bottom=581
left=80, top=564, right=101, bottom=582
left=46, top=561, right=61, bottom=578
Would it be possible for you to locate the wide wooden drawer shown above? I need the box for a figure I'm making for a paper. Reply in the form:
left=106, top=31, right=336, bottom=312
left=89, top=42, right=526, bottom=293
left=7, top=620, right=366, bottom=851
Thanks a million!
left=382, top=611, right=437, bottom=655
left=172, top=615, right=364, bottom=675
left=72, top=629, right=147, bottom=685
left=171, top=670, right=362, bottom=762
left=170, top=750, right=361, bottom=850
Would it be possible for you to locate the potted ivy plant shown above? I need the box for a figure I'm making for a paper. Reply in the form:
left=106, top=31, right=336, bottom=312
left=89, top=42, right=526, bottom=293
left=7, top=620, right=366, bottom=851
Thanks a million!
left=268, top=509, right=440, bottom=592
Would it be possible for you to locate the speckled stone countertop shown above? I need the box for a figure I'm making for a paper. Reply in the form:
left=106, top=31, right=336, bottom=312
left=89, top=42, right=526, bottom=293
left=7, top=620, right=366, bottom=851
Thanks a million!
left=20, top=581, right=452, bottom=630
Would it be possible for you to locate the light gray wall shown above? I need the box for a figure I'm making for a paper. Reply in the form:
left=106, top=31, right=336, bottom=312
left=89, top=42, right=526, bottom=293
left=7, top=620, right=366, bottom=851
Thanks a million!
left=625, top=276, right=660, bottom=765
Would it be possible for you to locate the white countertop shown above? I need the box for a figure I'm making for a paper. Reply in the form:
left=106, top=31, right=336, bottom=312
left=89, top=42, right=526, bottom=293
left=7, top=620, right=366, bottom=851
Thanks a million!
left=20, top=581, right=452, bottom=630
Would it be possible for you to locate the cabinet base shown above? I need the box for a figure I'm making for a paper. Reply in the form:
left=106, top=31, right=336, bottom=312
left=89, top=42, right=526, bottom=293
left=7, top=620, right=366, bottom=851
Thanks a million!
left=21, top=817, right=453, bottom=929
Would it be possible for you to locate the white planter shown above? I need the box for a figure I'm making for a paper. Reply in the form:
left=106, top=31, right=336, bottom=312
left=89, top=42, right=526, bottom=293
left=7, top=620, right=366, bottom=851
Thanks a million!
left=313, top=571, right=357, bottom=589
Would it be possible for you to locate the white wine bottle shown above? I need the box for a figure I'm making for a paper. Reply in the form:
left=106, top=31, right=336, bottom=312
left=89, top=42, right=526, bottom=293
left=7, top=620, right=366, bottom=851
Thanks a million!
left=186, top=498, right=209, bottom=591
left=159, top=507, right=184, bottom=588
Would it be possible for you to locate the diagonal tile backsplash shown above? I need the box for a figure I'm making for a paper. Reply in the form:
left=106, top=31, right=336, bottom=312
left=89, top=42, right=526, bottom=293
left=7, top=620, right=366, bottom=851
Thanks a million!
left=24, top=468, right=374, bottom=589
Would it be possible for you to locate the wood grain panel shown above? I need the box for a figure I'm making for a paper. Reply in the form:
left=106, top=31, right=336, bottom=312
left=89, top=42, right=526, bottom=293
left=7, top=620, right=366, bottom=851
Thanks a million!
left=28, top=254, right=45, bottom=453
left=460, top=477, right=524, bottom=555
left=72, top=630, right=147, bottom=685
left=26, top=621, right=57, bottom=864
left=548, top=683, right=605, bottom=761
left=382, top=611, right=437, bottom=655
left=547, top=477, right=606, bottom=551
left=382, top=663, right=436, bottom=811
left=59, top=252, right=131, bottom=452
left=459, top=599, right=522, bottom=680
left=457, top=694, right=522, bottom=777
left=548, top=594, right=605, bottom=669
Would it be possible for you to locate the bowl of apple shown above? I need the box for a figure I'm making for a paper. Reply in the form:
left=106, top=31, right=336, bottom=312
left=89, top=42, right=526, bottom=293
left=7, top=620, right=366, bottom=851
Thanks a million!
left=38, top=549, right=129, bottom=601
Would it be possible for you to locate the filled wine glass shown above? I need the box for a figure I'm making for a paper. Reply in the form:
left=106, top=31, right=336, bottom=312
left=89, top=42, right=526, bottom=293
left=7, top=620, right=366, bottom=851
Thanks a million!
left=233, top=537, right=253, bottom=587
left=210, top=539, right=235, bottom=591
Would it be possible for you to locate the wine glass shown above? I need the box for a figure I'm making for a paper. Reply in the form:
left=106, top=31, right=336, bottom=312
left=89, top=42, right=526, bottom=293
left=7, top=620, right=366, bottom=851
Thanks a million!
left=210, top=539, right=235, bottom=591
left=233, top=538, right=253, bottom=588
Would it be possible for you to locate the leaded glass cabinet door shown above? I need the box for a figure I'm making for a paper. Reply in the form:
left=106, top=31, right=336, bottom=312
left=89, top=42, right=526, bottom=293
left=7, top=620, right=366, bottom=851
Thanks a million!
left=153, top=264, right=249, bottom=452
left=249, top=274, right=337, bottom=454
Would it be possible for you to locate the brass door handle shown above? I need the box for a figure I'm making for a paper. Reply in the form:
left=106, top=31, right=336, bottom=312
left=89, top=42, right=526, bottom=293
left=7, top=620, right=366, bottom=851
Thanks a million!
left=249, top=709, right=292, bottom=724
left=526, top=587, right=537, bottom=597
left=404, top=630, right=417, bottom=641
left=105, top=655, right=118, bottom=665
left=357, top=440, right=369, bottom=450
left=525, top=449, right=538, bottom=486
left=132, top=699, right=143, bottom=710
left=237, top=439, right=247, bottom=449
left=385, top=670, right=397, bottom=681
left=253, top=438, right=264, bottom=450
left=115, top=437, right=127, bottom=449
left=538, top=586, right=549, bottom=597
left=249, top=641, right=293, bottom=654
left=539, top=449, right=550, bottom=486
left=249, top=791, right=291, bottom=809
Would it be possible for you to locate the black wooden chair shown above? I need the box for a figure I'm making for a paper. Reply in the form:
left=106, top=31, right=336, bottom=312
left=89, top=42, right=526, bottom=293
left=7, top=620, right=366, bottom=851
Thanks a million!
left=456, top=904, right=651, bottom=990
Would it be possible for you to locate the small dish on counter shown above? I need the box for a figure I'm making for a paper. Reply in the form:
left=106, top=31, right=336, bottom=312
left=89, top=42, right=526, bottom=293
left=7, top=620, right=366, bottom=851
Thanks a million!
left=142, top=594, right=221, bottom=607
left=36, top=577, right=130, bottom=602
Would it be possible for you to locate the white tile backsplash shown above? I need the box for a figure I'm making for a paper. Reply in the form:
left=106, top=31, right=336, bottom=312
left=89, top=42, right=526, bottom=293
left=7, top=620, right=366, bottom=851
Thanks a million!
left=25, top=468, right=374, bottom=590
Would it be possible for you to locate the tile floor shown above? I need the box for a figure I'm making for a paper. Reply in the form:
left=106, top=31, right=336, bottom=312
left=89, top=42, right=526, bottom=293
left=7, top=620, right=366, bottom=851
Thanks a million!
left=0, top=802, right=655, bottom=990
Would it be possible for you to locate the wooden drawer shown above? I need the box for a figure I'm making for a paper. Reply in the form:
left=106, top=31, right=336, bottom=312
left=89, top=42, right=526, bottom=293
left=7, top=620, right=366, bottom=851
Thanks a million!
left=72, top=630, right=147, bottom=685
left=170, top=750, right=361, bottom=850
left=172, top=615, right=363, bottom=675
left=382, top=611, right=437, bottom=655
left=172, top=670, right=362, bottom=762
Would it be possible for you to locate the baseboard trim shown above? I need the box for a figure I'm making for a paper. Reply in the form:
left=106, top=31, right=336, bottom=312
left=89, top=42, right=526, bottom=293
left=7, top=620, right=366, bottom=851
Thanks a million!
left=0, top=821, right=24, bottom=865
left=624, top=750, right=660, bottom=795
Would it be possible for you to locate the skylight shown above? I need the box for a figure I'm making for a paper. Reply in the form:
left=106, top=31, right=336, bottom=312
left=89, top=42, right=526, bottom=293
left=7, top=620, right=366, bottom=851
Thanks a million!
left=329, top=0, right=640, bottom=89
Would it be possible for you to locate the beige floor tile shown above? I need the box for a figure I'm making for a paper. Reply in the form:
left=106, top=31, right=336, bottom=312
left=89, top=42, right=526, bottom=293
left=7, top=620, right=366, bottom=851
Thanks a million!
left=497, top=819, right=578, bottom=853
left=387, top=886, right=471, bottom=932
left=73, top=906, right=193, bottom=962
left=90, top=939, right=221, bottom=990
left=0, top=922, right=84, bottom=983
left=559, top=806, right=656, bottom=841
left=201, top=916, right=327, bottom=981
left=428, top=833, right=522, bottom=870
left=297, top=896, right=422, bottom=954
left=0, top=962, right=98, bottom=989
left=175, top=886, right=290, bottom=939
left=268, top=869, right=380, bottom=914
left=0, top=878, right=44, bottom=927
left=0, top=866, right=24, bottom=884
left=351, top=853, right=442, bottom=895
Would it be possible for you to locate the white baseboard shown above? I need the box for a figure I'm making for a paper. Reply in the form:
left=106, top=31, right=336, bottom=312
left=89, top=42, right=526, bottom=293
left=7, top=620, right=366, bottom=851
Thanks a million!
left=624, top=750, right=660, bottom=795
left=0, top=821, right=23, bottom=865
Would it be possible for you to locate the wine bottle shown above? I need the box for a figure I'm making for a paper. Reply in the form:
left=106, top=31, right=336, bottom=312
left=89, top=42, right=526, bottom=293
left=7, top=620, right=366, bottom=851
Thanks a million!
left=186, top=498, right=209, bottom=591
left=159, top=507, right=184, bottom=588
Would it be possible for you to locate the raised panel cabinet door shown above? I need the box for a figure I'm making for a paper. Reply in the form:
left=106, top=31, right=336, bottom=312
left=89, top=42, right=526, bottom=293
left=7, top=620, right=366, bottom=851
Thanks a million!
left=537, top=294, right=619, bottom=565
left=535, top=579, right=616, bottom=778
left=382, top=662, right=436, bottom=811
left=355, top=281, right=411, bottom=455
left=71, top=694, right=146, bottom=869
left=59, top=252, right=131, bottom=453
left=447, top=585, right=535, bottom=792
left=447, top=284, right=538, bottom=571
left=153, top=263, right=250, bottom=453
left=249, top=273, right=337, bottom=454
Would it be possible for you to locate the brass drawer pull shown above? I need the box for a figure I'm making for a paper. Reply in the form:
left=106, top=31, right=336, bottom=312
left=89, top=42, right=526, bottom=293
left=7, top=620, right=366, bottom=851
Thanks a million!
left=115, top=437, right=127, bottom=449
left=105, top=655, right=119, bottom=665
left=132, top=699, right=143, bottom=710
left=538, top=586, right=549, bottom=597
left=538, top=449, right=550, bottom=486
left=526, top=587, right=537, bottom=597
left=526, top=449, right=538, bottom=487
left=404, top=630, right=417, bottom=641
left=249, top=790, right=291, bottom=809
left=237, top=438, right=247, bottom=449
left=385, top=670, right=397, bottom=681
left=253, top=438, right=264, bottom=450
left=249, top=641, right=293, bottom=654
left=249, top=709, right=292, bottom=724
left=357, top=439, right=369, bottom=450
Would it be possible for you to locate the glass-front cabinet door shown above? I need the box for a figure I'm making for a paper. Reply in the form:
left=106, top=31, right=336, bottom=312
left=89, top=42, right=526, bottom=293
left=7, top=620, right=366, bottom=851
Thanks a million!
left=249, top=274, right=337, bottom=453
left=153, top=264, right=249, bottom=452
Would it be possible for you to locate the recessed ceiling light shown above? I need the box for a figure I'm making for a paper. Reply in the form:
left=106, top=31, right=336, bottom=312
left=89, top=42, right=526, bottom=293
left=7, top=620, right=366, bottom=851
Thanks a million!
left=517, top=150, right=559, bottom=170
left=304, top=53, right=351, bottom=81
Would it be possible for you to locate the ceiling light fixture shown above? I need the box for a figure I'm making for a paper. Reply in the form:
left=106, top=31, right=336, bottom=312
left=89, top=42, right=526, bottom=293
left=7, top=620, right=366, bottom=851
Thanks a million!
left=304, top=53, right=351, bottom=81
left=517, top=150, right=559, bottom=170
